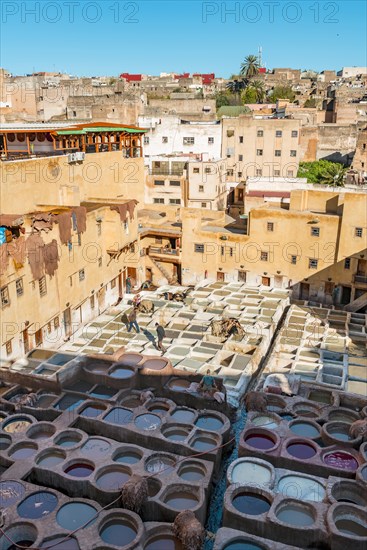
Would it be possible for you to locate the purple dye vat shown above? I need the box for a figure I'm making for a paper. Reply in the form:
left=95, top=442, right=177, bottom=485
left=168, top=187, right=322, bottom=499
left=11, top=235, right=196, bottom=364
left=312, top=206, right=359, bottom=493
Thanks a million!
left=244, top=434, right=276, bottom=451
left=286, top=442, right=317, bottom=460
left=64, top=463, right=94, bottom=477
left=323, top=451, right=359, bottom=471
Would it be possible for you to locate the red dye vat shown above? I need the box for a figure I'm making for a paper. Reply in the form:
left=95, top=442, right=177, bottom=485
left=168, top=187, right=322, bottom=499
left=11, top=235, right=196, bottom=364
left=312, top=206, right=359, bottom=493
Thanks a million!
left=287, top=442, right=316, bottom=459
left=244, top=434, right=275, bottom=450
left=323, top=451, right=358, bottom=471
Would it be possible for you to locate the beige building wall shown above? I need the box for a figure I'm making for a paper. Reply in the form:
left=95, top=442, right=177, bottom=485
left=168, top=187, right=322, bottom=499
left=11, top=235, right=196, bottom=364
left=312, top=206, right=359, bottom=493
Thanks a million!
left=187, top=159, right=227, bottom=210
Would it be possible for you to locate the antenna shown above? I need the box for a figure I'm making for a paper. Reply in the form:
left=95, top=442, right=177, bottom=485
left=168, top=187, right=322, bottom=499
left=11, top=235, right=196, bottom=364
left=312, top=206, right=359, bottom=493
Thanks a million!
left=258, top=46, right=263, bottom=67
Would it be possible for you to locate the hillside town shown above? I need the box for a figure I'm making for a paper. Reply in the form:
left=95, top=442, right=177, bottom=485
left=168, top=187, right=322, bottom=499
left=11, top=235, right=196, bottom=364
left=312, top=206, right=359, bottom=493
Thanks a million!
left=0, top=55, right=366, bottom=550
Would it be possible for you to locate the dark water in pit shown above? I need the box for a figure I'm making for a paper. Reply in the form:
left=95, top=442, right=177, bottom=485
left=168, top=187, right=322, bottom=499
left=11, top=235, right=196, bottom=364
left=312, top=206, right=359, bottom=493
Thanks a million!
left=171, top=409, right=196, bottom=423
left=244, top=434, right=275, bottom=450
left=335, top=519, right=367, bottom=537
left=232, top=493, right=271, bottom=515
left=56, top=435, right=81, bottom=447
left=89, top=385, right=116, bottom=399
left=80, top=405, right=106, bottom=418
left=135, top=413, right=161, bottom=431
left=0, top=481, right=25, bottom=508
left=18, top=491, right=58, bottom=519
left=179, top=466, right=205, bottom=481
left=104, top=407, right=134, bottom=425
left=150, top=406, right=169, bottom=414
left=277, top=506, right=314, bottom=526
left=145, top=535, right=183, bottom=550
left=223, top=541, right=267, bottom=550
left=55, top=395, right=84, bottom=411
left=66, top=380, right=93, bottom=392
left=37, top=453, right=65, bottom=467
left=110, top=367, right=134, bottom=379
left=100, top=520, right=137, bottom=546
left=65, top=463, right=94, bottom=477
left=10, top=445, right=37, bottom=459
left=56, top=502, right=96, bottom=529
left=287, top=443, right=316, bottom=459
left=195, top=415, right=224, bottom=431
left=290, top=422, right=319, bottom=438
left=114, top=451, right=141, bottom=464
left=191, top=437, right=216, bottom=451
left=8, top=542, right=34, bottom=549
left=40, top=536, right=80, bottom=549
left=96, top=469, right=130, bottom=490
left=165, top=492, right=198, bottom=510
left=82, top=438, right=111, bottom=457
left=0, top=435, right=11, bottom=450
left=169, top=379, right=190, bottom=390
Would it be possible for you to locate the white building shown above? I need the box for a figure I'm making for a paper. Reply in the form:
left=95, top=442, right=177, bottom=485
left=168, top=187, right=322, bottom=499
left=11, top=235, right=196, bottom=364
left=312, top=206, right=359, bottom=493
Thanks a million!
left=337, top=67, right=367, bottom=78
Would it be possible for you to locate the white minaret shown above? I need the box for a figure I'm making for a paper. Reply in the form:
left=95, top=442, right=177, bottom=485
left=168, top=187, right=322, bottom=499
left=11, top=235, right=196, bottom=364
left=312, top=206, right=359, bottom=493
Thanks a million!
left=258, top=46, right=263, bottom=67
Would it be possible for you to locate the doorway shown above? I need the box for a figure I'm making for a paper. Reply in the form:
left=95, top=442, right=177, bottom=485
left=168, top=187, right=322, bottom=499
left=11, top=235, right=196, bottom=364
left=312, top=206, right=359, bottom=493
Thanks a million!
left=22, top=328, right=29, bottom=354
left=357, top=259, right=367, bottom=275
left=274, top=275, right=283, bottom=288
left=341, top=286, right=351, bottom=305
left=300, top=282, right=310, bottom=300
left=238, top=270, right=247, bottom=282
left=217, top=271, right=225, bottom=282
left=35, top=329, right=43, bottom=347
left=63, top=307, right=72, bottom=338
left=261, top=276, right=270, bottom=286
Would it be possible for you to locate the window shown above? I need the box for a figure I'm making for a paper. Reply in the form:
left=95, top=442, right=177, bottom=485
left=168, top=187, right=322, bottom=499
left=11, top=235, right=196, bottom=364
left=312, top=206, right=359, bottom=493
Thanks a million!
left=275, top=150, right=281, bottom=157
left=267, top=222, right=274, bottom=232
left=5, top=340, right=12, bottom=356
left=257, top=130, right=263, bottom=137
left=256, top=169, right=262, bottom=176
left=170, top=180, right=180, bottom=186
left=256, top=149, right=263, bottom=156
left=193, top=167, right=200, bottom=174
left=201, top=202, right=207, bottom=208
left=290, top=150, right=297, bottom=157
left=199, top=185, right=204, bottom=192
left=155, top=237, right=162, bottom=244
left=229, top=247, right=233, bottom=257
left=291, top=255, right=297, bottom=264
left=274, top=170, right=280, bottom=176
left=239, top=154, right=243, bottom=161
left=287, top=170, right=294, bottom=177
left=195, top=244, right=204, bottom=253
left=237, top=172, right=242, bottom=178
left=154, top=180, right=164, bottom=186
left=227, top=169, right=234, bottom=176
left=221, top=246, right=224, bottom=256
left=39, top=276, right=47, bottom=297
left=208, top=137, right=214, bottom=144
left=97, top=222, right=102, bottom=236
left=205, top=167, right=211, bottom=174
left=239, top=136, right=243, bottom=143
left=162, top=136, right=168, bottom=144
left=98, top=257, right=102, bottom=267
left=344, top=258, right=351, bottom=269
left=153, top=198, right=164, bottom=204
left=16, top=278, right=24, bottom=297
left=260, top=251, right=268, bottom=261
left=90, top=295, right=95, bottom=309
left=311, top=227, right=320, bottom=237
left=69, top=276, right=73, bottom=287
left=1, top=286, right=10, bottom=307
left=355, top=227, right=363, bottom=238
left=73, top=110, right=77, bottom=117
left=309, top=259, right=318, bottom=269
left=79, top=269, right=85, bottom=282
left=169, top=199, right=181, bottom=205
left=276, top=130, right=282, bottom=137
left=111, top=278, right=117, bottom=289
left=54, top=317, right=59, bottom=329
left=47, top=322, right=52, bottom=334
left=183, top=137, right=195, bottom=145
left=144, top=136, right=149, bottom=145
left=363, top=143, right=366, bottom=150
left=291, top=130, right=298, bottom=137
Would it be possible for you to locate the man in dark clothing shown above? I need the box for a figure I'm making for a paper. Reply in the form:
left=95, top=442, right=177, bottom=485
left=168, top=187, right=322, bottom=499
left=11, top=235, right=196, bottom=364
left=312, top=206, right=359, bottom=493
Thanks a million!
left=155, top=323, right=166, bottom=354
left=127, top=307, right=140, bottom=333
left=126, top=276, right=132, bottom=294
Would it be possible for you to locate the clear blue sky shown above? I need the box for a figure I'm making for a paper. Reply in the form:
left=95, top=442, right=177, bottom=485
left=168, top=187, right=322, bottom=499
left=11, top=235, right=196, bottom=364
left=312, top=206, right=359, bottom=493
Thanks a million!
left=1, top=1, right=366, bottom=77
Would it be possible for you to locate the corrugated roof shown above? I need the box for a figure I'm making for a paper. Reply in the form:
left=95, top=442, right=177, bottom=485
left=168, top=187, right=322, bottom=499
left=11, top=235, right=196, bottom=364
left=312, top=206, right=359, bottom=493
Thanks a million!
left=55, top=127, right=146, bottom=135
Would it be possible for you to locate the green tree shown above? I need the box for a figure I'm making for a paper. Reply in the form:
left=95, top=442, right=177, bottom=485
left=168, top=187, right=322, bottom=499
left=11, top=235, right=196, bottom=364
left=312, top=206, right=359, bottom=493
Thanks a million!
left=215, top=92, right=230, bottom=109
left=268, top=85, right=296, bottom=102
left=297, top=160, right=346, bottom=186
left=241, top=87, right=257, bottom=104
left=249, top=80, right=266, bottom=103
left=304, top=98, right=317, bottom=108
left=226, top=79, right=247, bottom=102
left=240, top=55, right=260, bottom=78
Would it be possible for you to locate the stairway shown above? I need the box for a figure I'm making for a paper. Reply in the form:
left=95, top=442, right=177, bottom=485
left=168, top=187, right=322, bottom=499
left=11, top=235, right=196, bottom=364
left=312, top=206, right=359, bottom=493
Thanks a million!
left=149, top=256, right=176, bottom=284
left=344, top=292, right=367, bottom=312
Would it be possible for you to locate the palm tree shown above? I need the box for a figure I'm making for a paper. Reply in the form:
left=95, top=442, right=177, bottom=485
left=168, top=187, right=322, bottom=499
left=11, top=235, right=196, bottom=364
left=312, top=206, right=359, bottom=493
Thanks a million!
left=226, top=78, right=247, bottom=102
left=318, top=163, right=346, bottom=187
left=248, top=80, right=266, bottom=103
left=240, top=55, right=260, bottom=78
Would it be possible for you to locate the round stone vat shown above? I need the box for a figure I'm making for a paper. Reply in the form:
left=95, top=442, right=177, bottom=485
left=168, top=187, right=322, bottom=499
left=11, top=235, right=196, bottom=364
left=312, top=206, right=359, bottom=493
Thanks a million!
left=277, top=474, right=325, bottom=502
left=357, top=463, right=367, bottom=483
left=36, top=394, right=58, bottom=408
left=171, top=408, right=196, bottom=424
left=289, top=420, right=320, bottom=439
left=322, top=450, right=359, bottom=471
left=56, top=502, right=97, bottom=530
left=292, top=402, right=320, bottom=419
left=84, top=360, right=111, bottom=374
left=99, top=512, right=140, bottom=547
left=227, top=458, right=274, bottom=487
left=168, top=378, right=191, bottom=391
left=135, top=413, right=162, bottom=431
left=195, top=414, right=224, bottom=432
left=243, top=428, right=278, bottom=452
left=360, top=441, right=367, bottom=461
left=190, top=434, right=218, bottom=452
left=26, top=422, right=56, bottom=440
left=0, top=434, right=12, bottom=451
left=0, top=481, right=25, bottom=508
left=109, top=364, right=135, bottom=379
left=81, top=438, right=111, bottom=458
left=3, top=416, right=33, bottom=434
left=64, top=460, right=95, bottom=478
left=145, top=454, right=176, bottom=475
left=266, top=396, right=286, bottom=413
left=39, top=535, right=80, bottom=549
left=147, top=478, right=162, bottom=498
left=113, top=448, right=143, bottom=465
left=103, top=407, right=134, bottom=426
left=163, top=487, right=199, bottom=511
left=36, top=448, right=66, bottom=468
left=330, top=503, right=367, bottom=538
left=328, top=408, right=359, bottom=424
left=177, top=461, right=207, bottom=482
left=96, top=465, right=131, bottom=491
left=286, top=439, right=318, bottom=460
left=250, top=414, right=279, bottom=431
left=0, top=523, right=38, bottom=550
left=142, top=358, right=168, bottom=371
left=223, top=540, right=269, bottom=550
left=330, top=480, right=367, bottom=507
left=0, top=412, right=7, bottom=421
left=17, top=491, right=58, bottom=519
left=322, top=421, right=358, bottom=446
left=275, top=500, right=316, bottom=527
left=115, top=353, right=143, bottom=366
left=162, top=425, right=191, bottom=442
left=147, top=400, right=171, bottom=415
left=80, top=403, right=107, bottom=418
left=120, top=396, right=142, bottom=409
left=144, top=534, right=183, bottom=550
left=9, top=442, right=38, bottom=460
left=231, top=489, right=272, bottom=516
left=54, top=430, right=83, bottom=449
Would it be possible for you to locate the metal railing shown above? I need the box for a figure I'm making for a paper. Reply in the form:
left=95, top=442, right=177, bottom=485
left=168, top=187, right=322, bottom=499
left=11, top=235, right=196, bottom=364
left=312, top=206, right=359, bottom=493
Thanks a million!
left=148, top=246, right=181, bottom=257
left=353, top=274, right=367, bottom=284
